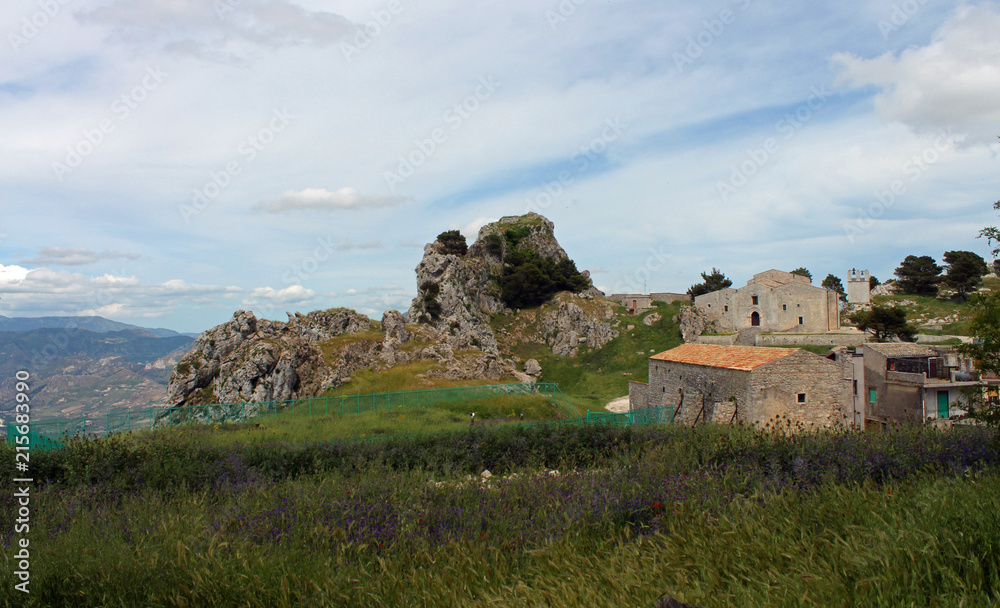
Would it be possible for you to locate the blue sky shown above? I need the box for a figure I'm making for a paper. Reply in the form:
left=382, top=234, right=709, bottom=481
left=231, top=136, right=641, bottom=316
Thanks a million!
left=1, top=0, right=999, bottom=333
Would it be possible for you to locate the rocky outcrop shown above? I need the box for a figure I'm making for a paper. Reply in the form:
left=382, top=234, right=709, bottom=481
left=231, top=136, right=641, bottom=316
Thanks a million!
left=673, top=305, right=710, bottom=343
left=407, top=213, right=596, bottom=356
left=541, top=299, right=618, bottom=357
left=167, top=308, right=383, bottom=406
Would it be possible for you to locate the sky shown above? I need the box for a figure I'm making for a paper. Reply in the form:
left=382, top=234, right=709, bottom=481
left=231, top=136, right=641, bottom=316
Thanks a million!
left=1, top=0, right=999, bottom=333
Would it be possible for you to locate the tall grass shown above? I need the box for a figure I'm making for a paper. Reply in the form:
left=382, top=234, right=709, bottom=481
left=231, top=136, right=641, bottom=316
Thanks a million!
left=150, top=394, right=562, bottom=447
left=1, top=424, right=997, bottom=607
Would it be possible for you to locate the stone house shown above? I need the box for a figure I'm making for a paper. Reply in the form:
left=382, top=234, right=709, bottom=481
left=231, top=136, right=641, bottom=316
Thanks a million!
left=629, top=343, right=850, bottom=427
left=694, top=269, right=840, bottom=334
left=862, top=343, right=981, bottom=426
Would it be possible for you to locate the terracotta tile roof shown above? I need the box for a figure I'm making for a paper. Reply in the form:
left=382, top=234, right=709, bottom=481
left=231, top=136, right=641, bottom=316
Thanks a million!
left=649, top=343, right=799, bottom=371
left=863, top=343, right=938, bottom=358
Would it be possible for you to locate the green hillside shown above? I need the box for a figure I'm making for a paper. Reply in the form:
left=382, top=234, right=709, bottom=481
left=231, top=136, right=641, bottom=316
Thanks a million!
left=869, top=276, right=1000, bottom=336
left=501, top=300, right=685, bottom=411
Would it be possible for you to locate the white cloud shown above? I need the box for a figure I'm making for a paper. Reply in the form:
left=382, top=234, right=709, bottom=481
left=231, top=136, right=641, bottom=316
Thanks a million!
left=76, top=0, right=354, bottom=60
left=0, top=264, right=322, bottom=322
left=832, top=3, right=1000, bottom=145
left=255, top=187, right=409, bottom=213
left=21, top=246, right=140, bottom=266
left=455, top=216, right=498, bottom=243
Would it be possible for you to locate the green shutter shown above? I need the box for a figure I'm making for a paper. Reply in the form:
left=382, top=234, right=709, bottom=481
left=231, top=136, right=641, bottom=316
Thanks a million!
left=869, top=389, right=876, bottom=404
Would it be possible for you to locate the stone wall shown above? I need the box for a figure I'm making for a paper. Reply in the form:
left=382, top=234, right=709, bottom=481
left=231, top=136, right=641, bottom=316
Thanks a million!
left=748, top=351, right=850, bottom=427
left=649, top=292, right=691, bottom=305
left=695, top=334, right=737, bottom=345
left=643, top=359, right=752, bottom=424
left=628, top=380, right=649, bottom=411
left=755, top=333, right=865, bottom=347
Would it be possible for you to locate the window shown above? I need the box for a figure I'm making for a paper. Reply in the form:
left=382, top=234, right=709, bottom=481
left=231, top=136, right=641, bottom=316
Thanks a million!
left=724, top=305, right=728, bottom=312
left=853, top=380, right=857, bottom=395
left=798, top=316, right=804, bottom=325
left=869, top=389, right=876, bottom=404
left=797, top=393, right=806, bottom=403
left=782, top=304, right=787, bottom=311
left=751, top=295, right=759, bottom=305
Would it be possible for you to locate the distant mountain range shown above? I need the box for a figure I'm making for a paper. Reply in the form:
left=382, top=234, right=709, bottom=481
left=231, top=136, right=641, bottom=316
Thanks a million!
left=0, top=315, right=198, bottom=338
left=0, top=317, right=199, bottom=426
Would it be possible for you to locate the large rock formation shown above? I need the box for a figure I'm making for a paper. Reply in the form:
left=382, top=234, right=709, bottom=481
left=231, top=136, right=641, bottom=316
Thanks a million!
left=407, top=213, right=598, bottom=356
left=673, top=305, right=710, bottom=343
left=166, top=213, right=624, bottom=407
left=166, top=308, right=385, bottom=406
left=541, top=299, right=618, bottom=357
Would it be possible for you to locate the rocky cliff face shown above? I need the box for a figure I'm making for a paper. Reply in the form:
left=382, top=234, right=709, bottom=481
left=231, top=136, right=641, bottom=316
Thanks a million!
left=166, top=308, right=379, bottom=406
left=673, top=305, right=712, bottom=343
left=406, top=213, right=600, bottom=356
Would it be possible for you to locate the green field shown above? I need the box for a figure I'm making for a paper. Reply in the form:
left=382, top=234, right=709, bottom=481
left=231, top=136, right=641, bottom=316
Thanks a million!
left=3, top=423, right=998, bottom=607
left=149, top=393, right=563, bottom=447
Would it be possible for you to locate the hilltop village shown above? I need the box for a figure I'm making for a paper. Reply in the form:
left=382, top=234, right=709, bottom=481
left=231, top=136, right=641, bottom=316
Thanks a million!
left=623, top=268, right=985, bottom=430
left=166, top=213, right=993, bottom=432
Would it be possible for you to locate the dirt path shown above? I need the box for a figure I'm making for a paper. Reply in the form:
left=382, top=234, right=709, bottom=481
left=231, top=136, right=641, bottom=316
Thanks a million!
left=604, top=396, right=630, bottom=413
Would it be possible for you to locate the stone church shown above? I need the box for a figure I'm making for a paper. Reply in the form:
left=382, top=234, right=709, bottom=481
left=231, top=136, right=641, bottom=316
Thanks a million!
left=694, top=269, right=840, bottom=334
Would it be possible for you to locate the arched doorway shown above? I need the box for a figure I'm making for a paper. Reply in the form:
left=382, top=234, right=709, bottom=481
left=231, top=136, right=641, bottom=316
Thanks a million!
left=750, top=311, right=760, bottom=327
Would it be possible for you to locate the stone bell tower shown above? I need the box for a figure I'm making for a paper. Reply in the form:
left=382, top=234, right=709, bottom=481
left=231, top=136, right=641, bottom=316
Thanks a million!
left=846, top=268, right=870, bottom=304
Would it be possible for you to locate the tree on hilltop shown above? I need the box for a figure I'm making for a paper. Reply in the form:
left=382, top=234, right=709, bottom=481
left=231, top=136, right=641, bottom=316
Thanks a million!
left=894, top=255, right=942, bottom=295
left=941, top=250, right=988, bottom=300
left=687, top=268, right=732, bottom=297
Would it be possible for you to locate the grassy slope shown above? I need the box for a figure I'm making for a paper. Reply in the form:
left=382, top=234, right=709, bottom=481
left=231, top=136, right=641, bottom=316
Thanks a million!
left=870, top=276, right=1000, bottom=336
left=512, top=300, right=686, bottom=411
left=155, top=394, right=558, bottom=447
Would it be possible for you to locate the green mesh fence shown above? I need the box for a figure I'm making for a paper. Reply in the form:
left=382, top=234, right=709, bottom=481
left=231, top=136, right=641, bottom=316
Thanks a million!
left=5, top=419, right=87, bottom=452
left=13, top=384, right=675, bottom=449
left=584, top=405, right=675, bottom=426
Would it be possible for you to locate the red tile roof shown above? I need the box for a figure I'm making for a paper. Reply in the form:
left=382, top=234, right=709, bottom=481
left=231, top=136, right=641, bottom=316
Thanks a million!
left=649, top=343, right=799, bottom=371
